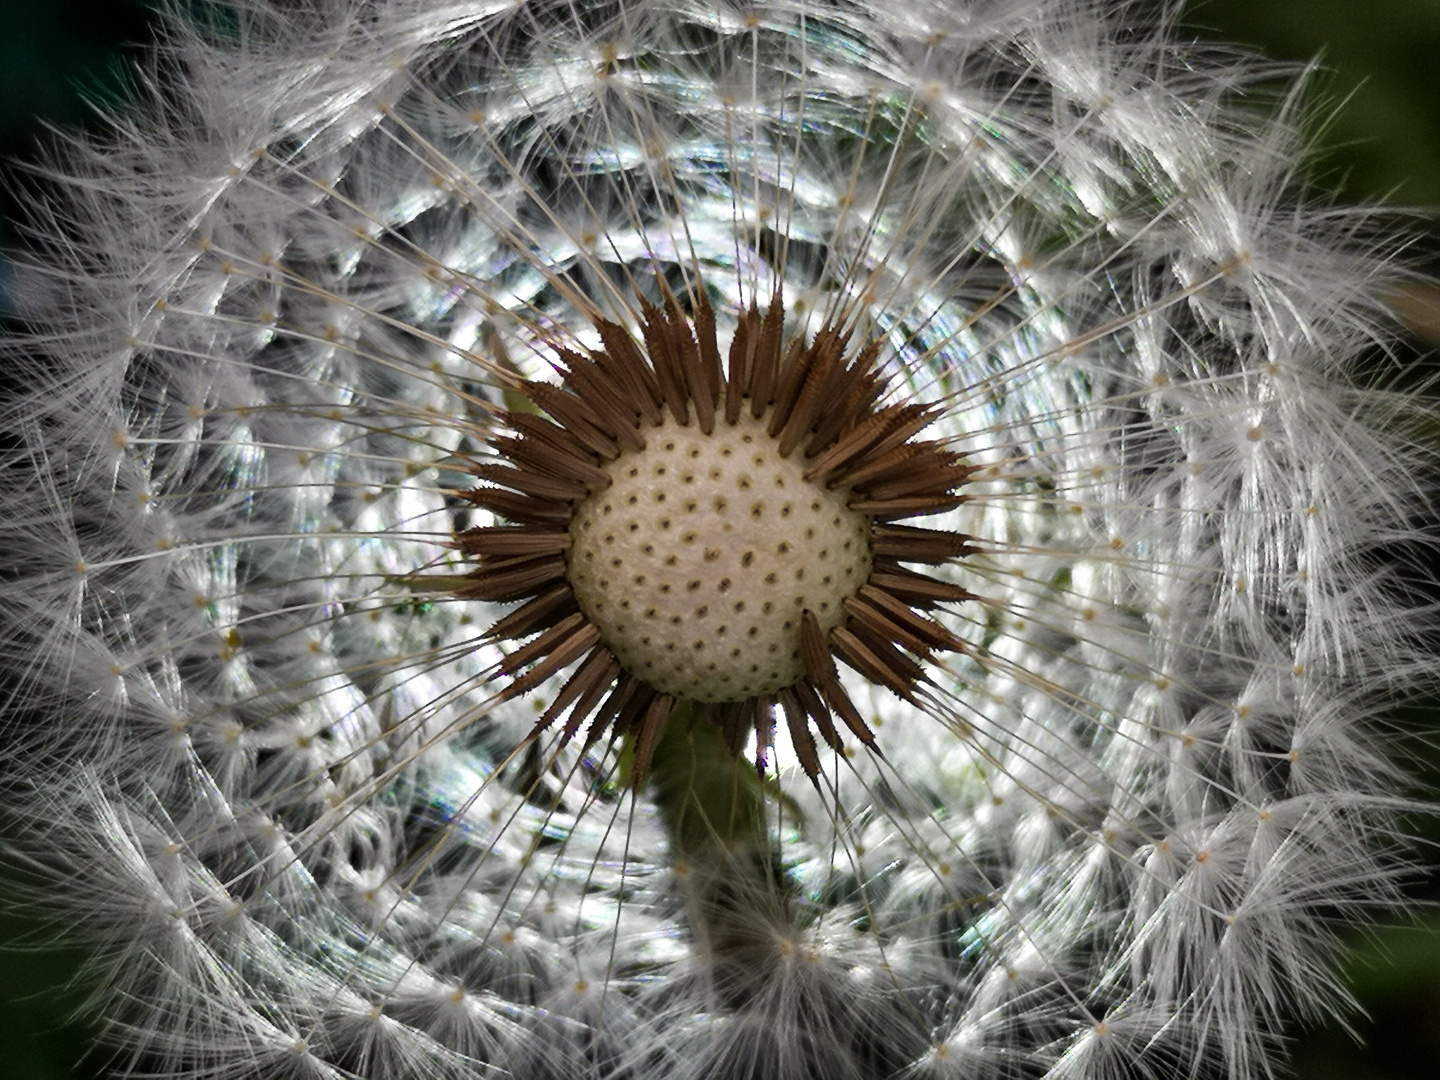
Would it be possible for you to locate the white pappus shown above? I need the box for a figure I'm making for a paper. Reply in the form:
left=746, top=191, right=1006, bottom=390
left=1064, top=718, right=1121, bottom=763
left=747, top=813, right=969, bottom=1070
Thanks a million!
left=0, top=2, right=1434, bottom=1079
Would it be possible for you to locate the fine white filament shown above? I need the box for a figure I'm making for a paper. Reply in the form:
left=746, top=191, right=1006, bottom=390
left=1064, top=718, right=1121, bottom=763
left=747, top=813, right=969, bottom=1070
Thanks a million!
left=0, top=2, right=1433, bottom=1079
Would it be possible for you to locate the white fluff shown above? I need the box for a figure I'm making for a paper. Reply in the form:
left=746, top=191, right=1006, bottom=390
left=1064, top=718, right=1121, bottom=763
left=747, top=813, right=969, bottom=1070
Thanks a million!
left=0, top=2, right=1433, bottom=1078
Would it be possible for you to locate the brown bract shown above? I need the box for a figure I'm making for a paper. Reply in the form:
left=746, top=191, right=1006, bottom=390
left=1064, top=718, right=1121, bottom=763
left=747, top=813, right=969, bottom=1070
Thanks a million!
left=454, top=284, right=978, bottom=785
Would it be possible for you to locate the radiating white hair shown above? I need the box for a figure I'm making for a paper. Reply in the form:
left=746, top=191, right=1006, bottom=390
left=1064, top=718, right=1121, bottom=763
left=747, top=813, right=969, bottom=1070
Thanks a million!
left=0, top=2, right=1433, bottom=1078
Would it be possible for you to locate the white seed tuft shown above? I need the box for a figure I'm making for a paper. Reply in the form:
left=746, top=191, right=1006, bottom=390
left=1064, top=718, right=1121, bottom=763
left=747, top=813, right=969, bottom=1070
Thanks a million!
left=0, top=2, right=1433, bottom=1079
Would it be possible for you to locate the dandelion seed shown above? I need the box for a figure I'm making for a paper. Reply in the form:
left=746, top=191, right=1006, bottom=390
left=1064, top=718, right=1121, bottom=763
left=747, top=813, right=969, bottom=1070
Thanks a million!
left=0, top=2, right=1433, bottom=1079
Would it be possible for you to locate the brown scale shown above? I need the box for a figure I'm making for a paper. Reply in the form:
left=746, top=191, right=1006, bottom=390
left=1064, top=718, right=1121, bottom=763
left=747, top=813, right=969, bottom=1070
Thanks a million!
left=453, top=282, right=978, bottom=787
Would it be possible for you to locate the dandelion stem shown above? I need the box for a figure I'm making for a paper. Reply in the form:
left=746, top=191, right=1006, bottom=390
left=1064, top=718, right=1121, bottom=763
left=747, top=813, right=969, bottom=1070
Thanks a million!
left=646, top=701, right=770, bottom=861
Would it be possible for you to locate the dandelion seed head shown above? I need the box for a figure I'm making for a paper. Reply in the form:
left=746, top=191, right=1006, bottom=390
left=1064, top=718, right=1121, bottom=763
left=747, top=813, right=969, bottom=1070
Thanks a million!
left=0, top=1, right=1433, bottom=1078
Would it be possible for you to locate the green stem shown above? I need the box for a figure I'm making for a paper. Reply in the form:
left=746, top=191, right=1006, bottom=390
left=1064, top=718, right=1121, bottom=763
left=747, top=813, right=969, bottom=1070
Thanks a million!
left=645, top=701, right=770, bottom=861
left=644, top=701, right=797, bottom=982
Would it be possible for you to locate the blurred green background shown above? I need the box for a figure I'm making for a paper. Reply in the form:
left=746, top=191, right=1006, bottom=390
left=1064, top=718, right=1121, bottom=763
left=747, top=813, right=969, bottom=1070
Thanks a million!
left=0, top=0, right=1437, bottom=1077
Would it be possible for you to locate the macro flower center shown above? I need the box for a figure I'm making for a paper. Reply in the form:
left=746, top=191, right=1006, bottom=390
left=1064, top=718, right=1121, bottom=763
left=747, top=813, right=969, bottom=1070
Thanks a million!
left=566, top=407, right=872, bottom=702
left=454, top=285, right=975, bottom=782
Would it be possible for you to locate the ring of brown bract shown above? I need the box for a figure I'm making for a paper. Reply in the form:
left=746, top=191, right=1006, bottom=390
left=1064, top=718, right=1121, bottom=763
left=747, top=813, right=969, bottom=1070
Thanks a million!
left=454, top=281, right=977, bottom=786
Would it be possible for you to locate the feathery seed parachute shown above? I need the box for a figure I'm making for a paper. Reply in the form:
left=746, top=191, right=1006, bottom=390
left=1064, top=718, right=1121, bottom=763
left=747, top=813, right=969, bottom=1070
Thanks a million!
left=0, top=2, right=1433, bottom=1078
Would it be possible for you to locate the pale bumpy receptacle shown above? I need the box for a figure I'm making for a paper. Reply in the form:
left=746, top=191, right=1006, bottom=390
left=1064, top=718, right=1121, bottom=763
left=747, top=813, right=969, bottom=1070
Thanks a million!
left=567, top=408, right=871, bottom=701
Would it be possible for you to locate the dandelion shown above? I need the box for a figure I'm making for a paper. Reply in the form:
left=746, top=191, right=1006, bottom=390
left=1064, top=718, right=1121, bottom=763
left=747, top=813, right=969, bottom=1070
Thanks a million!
left=0, top=1, right=1432, bottom=1078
